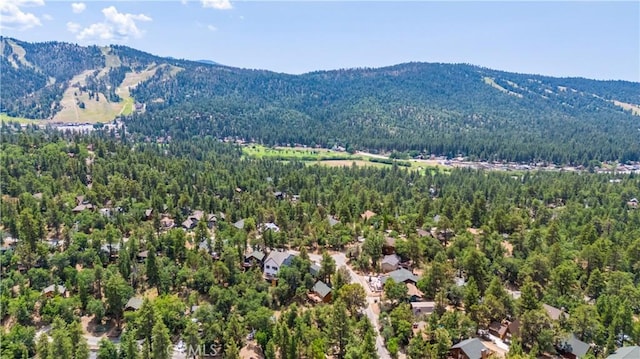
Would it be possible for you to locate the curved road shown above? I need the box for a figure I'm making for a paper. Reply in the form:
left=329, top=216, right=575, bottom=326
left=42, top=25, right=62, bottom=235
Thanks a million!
left=306, top=251, right=391, bottom=359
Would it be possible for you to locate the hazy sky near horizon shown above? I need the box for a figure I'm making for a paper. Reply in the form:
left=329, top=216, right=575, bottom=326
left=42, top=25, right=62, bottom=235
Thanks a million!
left=2, top=0, right=638, bottom=81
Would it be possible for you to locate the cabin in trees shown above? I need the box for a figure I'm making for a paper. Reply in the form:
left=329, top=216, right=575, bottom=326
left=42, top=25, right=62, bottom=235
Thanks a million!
left=382, top=268, right=418, bottom=285
left=260, top=222, right=280, bottom=233
left=361, top=210, right=377, bottom=221
left=309, top=280, right=332, bottom=303
left=556, top=334, right=591, bottom=359
left=72, top=199, right=94, bottom=213
left=410, top=301, right=435, bottom=317
left=407, top=283, right=424, bottom=302
left=244, top=249, right=266, bottom=269
left=42, top=284, right=66, bottom=298
left=233, top=219, right=246, bottom=230
left=125, top=297, right=143, bottom=312
left=381, top=254, right=401, bottom=273
left=309, top=262, right=321, bottom=277
left=137, top=250, right=149, bottom=263
left=488, top=320, right=520, bottom=342
left=450, top=338, right=492, bottom=359
left=543, top=303, right=568, bottom=321
left=182, top=218, right=197, bottom=230
left=327, top=215, right=340, bottom=227
left=101, top=242, right=121, bottom=260
left=263, top=251, right=296, bottom=279
left=416, top=228, right=431, bottom=238
left=383, top=236, right=396, bottom=255
left=182, top=210, right=216, bottom=230
left=160, top=216, right=175, bottom=229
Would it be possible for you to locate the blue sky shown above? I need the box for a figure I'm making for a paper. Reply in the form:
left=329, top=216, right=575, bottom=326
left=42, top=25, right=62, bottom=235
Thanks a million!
left=2, top=1, right=639, bottom=81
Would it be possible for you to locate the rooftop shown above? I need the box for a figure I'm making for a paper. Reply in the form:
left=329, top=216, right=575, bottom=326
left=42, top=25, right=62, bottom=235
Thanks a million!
left=382, top=268, right=418, bottom=284
left=451, top=338, right=490, bottom=359
left=312, top=280, right=332, bottom=298
left=607, top=346, right=640, bottom=359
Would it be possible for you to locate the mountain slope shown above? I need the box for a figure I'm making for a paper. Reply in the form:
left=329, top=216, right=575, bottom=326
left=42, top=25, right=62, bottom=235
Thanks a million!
left=1, top=37, right=639, bottom=163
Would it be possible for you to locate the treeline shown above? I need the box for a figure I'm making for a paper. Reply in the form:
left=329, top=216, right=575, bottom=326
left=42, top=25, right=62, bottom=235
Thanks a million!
left=125, top=61, right=640, bottom=164
left=3, top=37, right=640, bottom=163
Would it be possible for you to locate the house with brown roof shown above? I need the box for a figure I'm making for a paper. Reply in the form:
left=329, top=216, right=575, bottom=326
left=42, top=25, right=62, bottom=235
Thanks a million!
left=543, top=303, right=568, bottom=321
left=160, top=217, right=175, bottom=229
left=407, top=283, right=424, bottom=302
left=72, top=203, right=94, bottom=213
left=137, top=250, right=149, bottom=263
left=191, top=210, right=205, bottom=221
left=416, top=228, right=430, bottom=238
left=361, top=210, right=377, bottom=221
left=488, top=321, right=509, bottom=340
left=182, top=218, right=197, bottom=230
left=487, top=319, right=520, bottom=343
left=383, top=236, right=396, bottom=255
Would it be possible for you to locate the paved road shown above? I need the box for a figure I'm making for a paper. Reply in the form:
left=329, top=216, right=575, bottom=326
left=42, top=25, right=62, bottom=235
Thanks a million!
left=307, top=251, right=391, bottom=359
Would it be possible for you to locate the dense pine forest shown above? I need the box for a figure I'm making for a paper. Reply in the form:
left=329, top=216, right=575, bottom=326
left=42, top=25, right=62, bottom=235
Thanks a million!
left=2, top=37, right=640, bottom=164
left=2, top=123, right=640, bottom=359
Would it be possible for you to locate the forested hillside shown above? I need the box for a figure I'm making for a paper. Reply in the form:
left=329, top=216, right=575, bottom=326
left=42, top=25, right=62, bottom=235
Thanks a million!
left=2, top=124, right=640, bottom=358
left=2, top=37, right=640, bottom=163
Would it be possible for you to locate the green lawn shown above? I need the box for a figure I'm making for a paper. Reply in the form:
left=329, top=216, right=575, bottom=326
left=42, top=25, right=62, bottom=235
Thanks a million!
left=242, top=144, right=444, bottom=173
left=242, top=145, right=363, bottom=161
left=0, top=113, right=43, bottom=125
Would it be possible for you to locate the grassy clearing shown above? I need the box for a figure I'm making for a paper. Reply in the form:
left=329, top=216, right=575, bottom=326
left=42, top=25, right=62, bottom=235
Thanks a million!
left=0, top=114, right=43, bottom=125
left=120, top=96, right=134, bottom=116
left=243, top=144, right=446, bottom=173
left=307, top=160, right=389, bottom=168
left=243, top=145, right=363, bottom=161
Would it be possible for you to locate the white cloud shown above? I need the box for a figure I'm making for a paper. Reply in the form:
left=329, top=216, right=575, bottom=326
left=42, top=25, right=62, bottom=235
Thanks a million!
left=201, top=0, right=232, bottom=10
left=71, top=2, right=86, bottom=14
left=66, top=21, right=80, bottom=33
left=73, top=6, right=152, bottom=42
left=207, top=24, right=217, bottom=31
left=0, top=0, right=45, bottom=30
left=42, top=13, right=52, bottom=21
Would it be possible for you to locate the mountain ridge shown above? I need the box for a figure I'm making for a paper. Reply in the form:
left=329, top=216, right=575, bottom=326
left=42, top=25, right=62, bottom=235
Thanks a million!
left=2, top=37, right=640, bottom=163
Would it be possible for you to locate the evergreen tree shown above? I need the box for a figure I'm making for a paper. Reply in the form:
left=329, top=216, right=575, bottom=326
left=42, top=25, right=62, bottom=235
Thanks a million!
left=331, top=300, right=351, bottom=359
left=97, top=338, right=118, bottom=359
left=75, top=340, right=90, bottom=359
left=151, top=315, right=172, bottom=359
left=36, top=333, right=50, bottom=359
left=146, top=245, right=160, bottom=288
